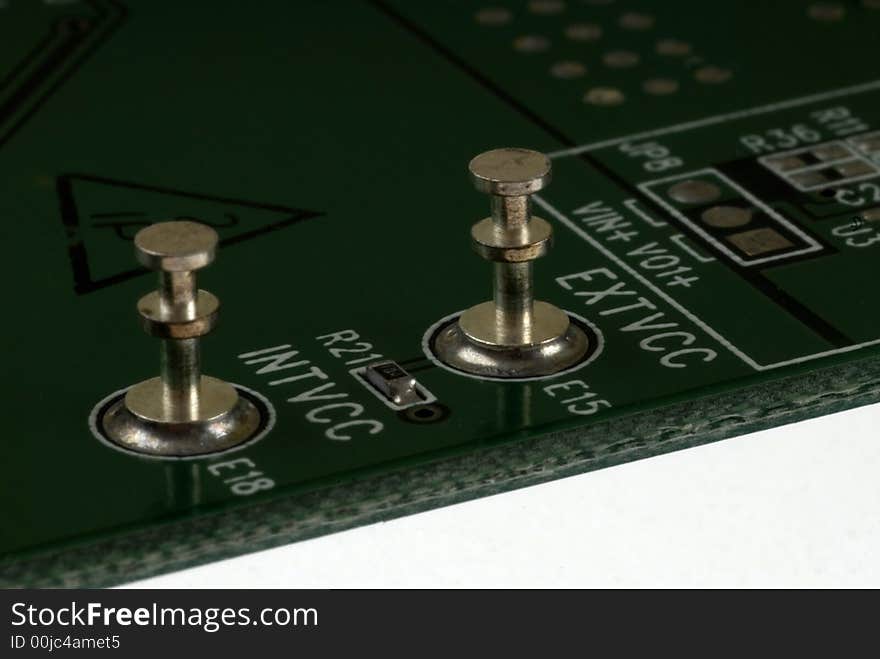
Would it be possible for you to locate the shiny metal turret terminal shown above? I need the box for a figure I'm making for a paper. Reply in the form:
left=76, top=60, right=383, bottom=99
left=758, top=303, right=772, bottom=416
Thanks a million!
left=430, top=148, right=590, bottom=379
left=98, top=221, right=264, bottom=457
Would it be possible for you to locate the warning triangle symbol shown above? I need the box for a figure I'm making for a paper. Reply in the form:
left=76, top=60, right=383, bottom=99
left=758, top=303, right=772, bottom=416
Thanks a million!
left=58, top=173, right=324, bottom=294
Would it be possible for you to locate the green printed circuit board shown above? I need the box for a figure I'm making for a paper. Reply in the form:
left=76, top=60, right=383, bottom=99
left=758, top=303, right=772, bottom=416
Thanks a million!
left=3, top=0, right=880, bottom=586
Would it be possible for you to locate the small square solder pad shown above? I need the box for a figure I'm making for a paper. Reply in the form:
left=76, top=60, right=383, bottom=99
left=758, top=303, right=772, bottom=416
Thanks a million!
left=725, top=227, right=794, bottom=257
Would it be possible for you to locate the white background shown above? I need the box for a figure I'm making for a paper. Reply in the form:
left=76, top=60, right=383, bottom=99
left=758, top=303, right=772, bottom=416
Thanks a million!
left=125, top=403, right=880, bottom=588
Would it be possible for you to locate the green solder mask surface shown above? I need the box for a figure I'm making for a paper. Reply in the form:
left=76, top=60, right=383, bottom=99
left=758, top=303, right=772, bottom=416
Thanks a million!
left=2, top=0, right=880, bottom=585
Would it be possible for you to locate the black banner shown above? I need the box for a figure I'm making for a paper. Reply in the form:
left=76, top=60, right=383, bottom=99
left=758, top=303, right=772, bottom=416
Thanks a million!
left=0, top=588, right=867, bottom=656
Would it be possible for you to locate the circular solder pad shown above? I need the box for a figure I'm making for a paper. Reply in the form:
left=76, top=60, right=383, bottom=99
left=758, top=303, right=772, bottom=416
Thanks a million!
left=565, top=23, right=602, bottom=42
left=643, top=78, right=679, bottom=95
left=550, top=60, right=587, bottom=79
left=90, top=383, right=274, bottom=460
left=667, top=179, right=722, bottom=205
left=424, top=309, right=604, bottom=382
left=603, top=50, right=640, bottom=68
left=583, top=87, right=626, bottom=106
left=701, top=205, right=754, bottom=228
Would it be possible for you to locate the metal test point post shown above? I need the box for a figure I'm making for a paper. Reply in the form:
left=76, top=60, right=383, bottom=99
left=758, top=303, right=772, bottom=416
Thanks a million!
left=432, top=148, right=589, bottom=378
left=100, top=221, right=262, bottom=457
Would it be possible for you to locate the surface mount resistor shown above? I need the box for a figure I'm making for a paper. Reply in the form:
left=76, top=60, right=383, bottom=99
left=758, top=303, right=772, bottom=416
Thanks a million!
left=363, top=360, right=427, bottom=408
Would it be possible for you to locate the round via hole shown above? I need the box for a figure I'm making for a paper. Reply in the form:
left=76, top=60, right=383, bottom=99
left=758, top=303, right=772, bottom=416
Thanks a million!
left=399, top=403, right=451, bottom=424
